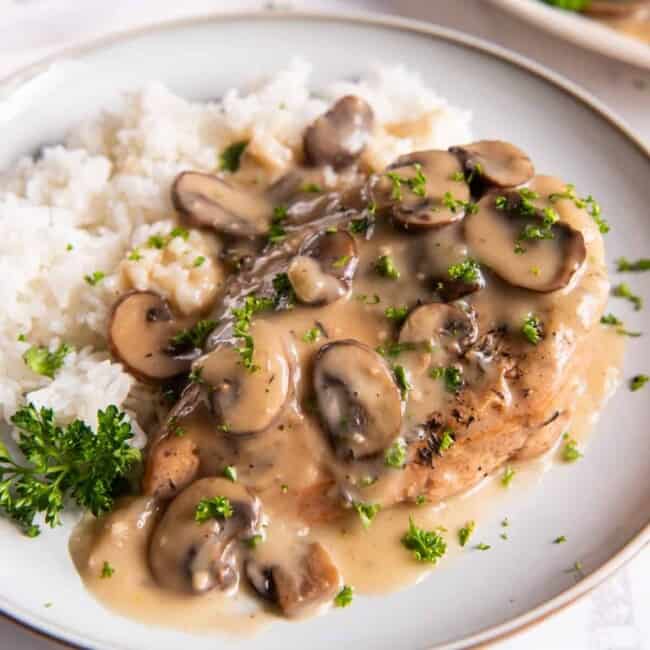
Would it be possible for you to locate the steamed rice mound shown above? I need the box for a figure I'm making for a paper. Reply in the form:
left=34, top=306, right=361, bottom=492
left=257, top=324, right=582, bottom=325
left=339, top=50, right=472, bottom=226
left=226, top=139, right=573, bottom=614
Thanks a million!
left=0, top=60, right=471, bottom=440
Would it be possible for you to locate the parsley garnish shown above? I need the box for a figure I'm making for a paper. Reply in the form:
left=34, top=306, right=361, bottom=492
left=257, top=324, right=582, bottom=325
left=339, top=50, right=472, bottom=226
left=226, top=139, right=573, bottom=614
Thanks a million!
left=301, top=182, right=322, bottom=193
left=194, top=496, right=233, bottom=523
left=442, top=192, right=478, bottom=215
left=430, top=366, right=464, bottom=393
left=458, top=520, right=475, bottom=547
left=84, top=271, right=105, bottom=286
left=385, top=305, right=408, bottom=324
left=127, top=249, right=142, bottom=261
left=616, top=257, right=650, bottom=272
left=613, top=283, right=642, bottom=311
left=501, top=465, right=516, bottom=487
left=231, top=295, right=274, bottom=371
left=193, top=255, right=206, bottom=268
left=385, top=438, right=407, bottom=469
left=332, top=255, right=350, bottom=269
left=376, top=341, right=419, bottom=358
left=393, top=365, right=411, bottom=399
left=219, top=140, right=248, bottom=173
left=246, top=534, right=263, bottom=549
left=386, top=163, right=427, bottom=201
left=272, top=272, right=296, bottom=309
left=301, top=327, right=320, bottom=344
left=600, top=313, right=641, bottom=337
left=169, top=319, right=217, bottom=350
left=146, top=234, right=166, bottom=249
left=334, top=585, right=354, bottom=608
left=475, top=542, right=491, bottom=551
left=101, top=561, right=115, bottom=578
left=402, top=517, right=447, bottom=563
left=549, top=183, right=608, bottom=233
left=438, top=430, right=455, bottom=454
left=415, top=495, right=427, bottom=505
left=268, top=205, right=288, bottom=244
left=554, top=536, right=567, bottom=544
left=354, top=502, right=380, bottom=529
left=375, top=255, right=400, bottom=280
left=355, top=293, right=381, bottom=305
left=447, top=259, right=480, bottom=283
left=630, top=374, right=649, bottom=391
left=348, top=217, right=371, bottom=235
left=522, top=314, right=543, bottom=344
left=0, top=404, right=140, bottom=536
left=23, top=343, right=71, bottom=378
left=562, top=434, right=582, bottom=462
left=223, top=466, right=237, bottom=482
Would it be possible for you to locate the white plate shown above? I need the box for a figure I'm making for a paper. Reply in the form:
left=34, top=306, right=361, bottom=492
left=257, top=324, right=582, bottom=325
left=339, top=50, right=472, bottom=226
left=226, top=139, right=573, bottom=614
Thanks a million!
left=0, top=10, right=649, bottom=650
left=489, top=0, right=650, bottom=70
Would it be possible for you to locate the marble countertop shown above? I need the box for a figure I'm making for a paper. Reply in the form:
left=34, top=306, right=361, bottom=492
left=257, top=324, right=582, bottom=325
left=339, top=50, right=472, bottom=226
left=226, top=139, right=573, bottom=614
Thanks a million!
left=0, top=1, right=648, bottom=649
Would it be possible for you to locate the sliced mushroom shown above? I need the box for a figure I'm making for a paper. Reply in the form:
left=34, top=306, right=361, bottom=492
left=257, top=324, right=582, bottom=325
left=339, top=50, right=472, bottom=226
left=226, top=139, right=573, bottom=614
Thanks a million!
left=313, top=340, right=402, bottom=460
left=304, top=95, right=374, bottom=169
left=398, top=303, right=478, bottom=373
left=108, top=291, right=192, bottom=382
left=196, top=320, right=291, bottom=435
left=149, top=478, right=262, bottom=594
left=142, top=434, right=200, bottom=500
left=172, top=171, right=272, bottom=237
left=374, top=150, right=470, bottom=230
left=464, top=190, right=586, bottom=292
left=246, top=542, right=340, bottom=617
left=450, top=140, right=534, bottom=189
left=287, top=230, right=358, bottom=305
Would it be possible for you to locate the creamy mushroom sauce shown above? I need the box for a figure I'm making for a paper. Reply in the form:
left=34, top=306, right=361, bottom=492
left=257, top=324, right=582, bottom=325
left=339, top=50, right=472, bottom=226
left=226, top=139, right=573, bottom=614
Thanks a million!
left=70, top=95, right=622, bottom=633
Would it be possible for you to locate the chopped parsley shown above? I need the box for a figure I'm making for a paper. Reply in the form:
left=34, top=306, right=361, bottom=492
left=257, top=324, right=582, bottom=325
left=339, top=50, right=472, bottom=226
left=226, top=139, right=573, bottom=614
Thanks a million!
left=334, top=585, right=354, bottom=608
left=223, top=466, right=237, bottom=482
left=66, top=243, right=74, bottom=252
left=188, top=366, right=204, bottom=384
left=169, top=319, right=217, bottom=350
left=562, top=434, right=582, bottom=462
left=219, top=140, right=248, bottom=173
left=386, top=163, right=427, bottom=201
left=384, top=438, right=407, bottom=469
left=147, top=234, right=166, bottom=249
left=376, top=341, right=420, bottom=358
left=458, top=520, right=475, bottom=547
left=194, top=496, right=233, bottom=523
left=127, top=248, right=142, bottom=261
left=475, top=542, right=491, bottom=551
left=442, top=191, right=478, bottom=215
left=84, top=271, right=105, bottom=286
left=375, top=255, right=400, bottom=280
left=280, top=483, right=289, bottom=494
left=301, top=182, right=322, bottom=193
left=354, top=502, right=381, bottom=529
left=23, top=343, right=71, bottom=378
left=169, top=227, right=189, bottom=241
left=549, top=183, right=608, bottom=233
left=193, top=255, right=206, bottom=267
left=231, top=295, right=274, bottom=371
left=302, top=327, right=322, bottom=344
left=401, top=517, right=447, bottom=564
left=272, top=272, right=296, bottom=309
left=616, top=257, right=650, bottom=272
left=268, top=205, right=288, bottom=244
left=630, top=374, right=649, bottom=391
left=393, top=364, right=411, bottom=399
left=447, top=259, right=480, bottom=283
left=0, top=404, right=140, bottom=536
left=554, top=536, right=567, bottom=544
left=355, top=293, right=381, bottom=305
left=348, top=217, right=371, bottom=235
left=542, top=0, right=590, bottom=10
left=100, top=562, right=115, bottom=579
left=501, top=465, right=516, bottom=487
left=613, top=283, right=642, bottom=311
left=438, top=430, right=455, bottom=454
left=451, top=170, right=466, bottom=182
left=332, top=255, right=351, bottom=269
left=522, top=314, right=543, bottom=344
left=415, top=495, right=427, bottom=505
left=246, top=534, right=263, bottom=549
left=600, top=313, right=641, bottom=337
left=385, top=305, right=409, bottom=324
left=430, top=366, right=464, bottom=393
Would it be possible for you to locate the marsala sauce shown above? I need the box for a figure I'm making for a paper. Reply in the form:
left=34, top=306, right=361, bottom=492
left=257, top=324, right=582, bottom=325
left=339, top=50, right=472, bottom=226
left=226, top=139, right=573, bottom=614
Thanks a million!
left=70, top=135, right=623, bottom=635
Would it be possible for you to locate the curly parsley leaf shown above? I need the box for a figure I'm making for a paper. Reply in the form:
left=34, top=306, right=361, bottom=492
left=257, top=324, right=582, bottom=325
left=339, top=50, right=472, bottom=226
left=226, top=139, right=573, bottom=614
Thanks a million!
left=23, top=343, right=71, bottom=379
left=195, top=496, right=233, bottom=523
left=402, top=516, right=447, bottom=563
left=1, top=404, right=140, bottom=536
left=169, top=320, right=217, bottom=351
left=354, top=501, right=381, bottom=529
left=334, top=585, right=354, bottom=608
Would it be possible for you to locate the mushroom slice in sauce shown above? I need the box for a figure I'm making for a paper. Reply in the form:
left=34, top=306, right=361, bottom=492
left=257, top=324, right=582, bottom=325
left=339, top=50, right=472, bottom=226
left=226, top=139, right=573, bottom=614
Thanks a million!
left=450, top=140, right=534, bottom=189
left=398, top=303, right=478, bottom=373
left=303, top=95, right=374, bottom=169
left=375, top=150, right=470, bottom=230
left=108, top=291, right=192, bottom=382
left=246, top=542, right=340, bottom=617
left=197, top=320, right=291, bottom=435
left=149, top=478, right=262, bottom=594
left=172, top=171, right=271, bottom=237
left=287, top=230, right=358, bottom=305
left=313, top=340, right=402, bottom=460
left=464, top=189, right=586, bottom=292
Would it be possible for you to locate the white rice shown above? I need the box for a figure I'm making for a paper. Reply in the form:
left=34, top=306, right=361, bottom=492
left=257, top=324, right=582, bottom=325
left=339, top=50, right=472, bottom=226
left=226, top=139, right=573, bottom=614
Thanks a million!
left=0, top=59, right=471, bottom=438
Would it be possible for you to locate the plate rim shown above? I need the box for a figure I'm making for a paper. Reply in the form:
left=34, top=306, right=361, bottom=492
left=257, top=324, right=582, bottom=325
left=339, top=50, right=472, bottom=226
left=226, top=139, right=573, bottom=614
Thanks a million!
left=487, top=0, right=650, bottom=70
left=0, top=8, right=648, bottom=650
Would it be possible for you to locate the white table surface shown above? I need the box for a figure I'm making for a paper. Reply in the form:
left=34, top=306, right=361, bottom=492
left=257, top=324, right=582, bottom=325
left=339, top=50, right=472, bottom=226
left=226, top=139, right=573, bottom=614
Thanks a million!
left=0, top=1, right=648, bottom=649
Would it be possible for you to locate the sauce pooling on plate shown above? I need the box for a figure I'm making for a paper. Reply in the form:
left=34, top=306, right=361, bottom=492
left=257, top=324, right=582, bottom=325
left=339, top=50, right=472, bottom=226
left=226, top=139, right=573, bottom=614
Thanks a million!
left=71, top=94, right=620, bottom=627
